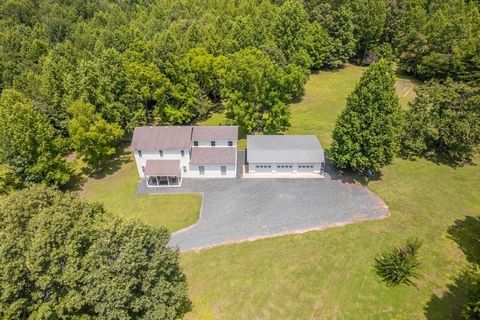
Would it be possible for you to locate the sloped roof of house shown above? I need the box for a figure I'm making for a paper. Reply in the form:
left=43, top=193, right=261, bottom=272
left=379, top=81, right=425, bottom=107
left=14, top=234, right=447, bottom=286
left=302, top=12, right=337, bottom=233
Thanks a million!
left=190, top=147, right=236, bottom=164
left=131, top=126, right=192, bottom=150
left=145, top=160, right=180, bottom=176
left=247, top=135, right=325, bottom=164
left=192, top=126, right=238, bottom=141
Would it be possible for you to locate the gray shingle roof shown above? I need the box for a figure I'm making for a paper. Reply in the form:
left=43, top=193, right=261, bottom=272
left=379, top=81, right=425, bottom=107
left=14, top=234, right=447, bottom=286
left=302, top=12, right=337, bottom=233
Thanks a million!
left=190, top=147, right=236, bottom=164
left=192, top=126, right=238, bottom=141
left=145, top=160, right=180, bottom=176
left=247, top=135, right=325, bottom=164
left=131, top=126, right=192, bottom=150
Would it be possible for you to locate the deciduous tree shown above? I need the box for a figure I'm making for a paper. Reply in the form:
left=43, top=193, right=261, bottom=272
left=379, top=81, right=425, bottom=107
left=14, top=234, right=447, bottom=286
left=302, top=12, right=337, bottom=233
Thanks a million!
left=67, top=100, right=124, bottom=168
left=0, top=186, right=191, bottom=319
left=222, top=48, right=306, bottom=133
left=0, top=89, right=72, bottom=187
left=402, top=80, right=480, bottom=163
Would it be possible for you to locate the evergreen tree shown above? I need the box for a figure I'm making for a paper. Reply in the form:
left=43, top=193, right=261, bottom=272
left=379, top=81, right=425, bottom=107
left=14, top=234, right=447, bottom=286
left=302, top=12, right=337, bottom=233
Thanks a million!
left=330, top=59, right=402, bottom=173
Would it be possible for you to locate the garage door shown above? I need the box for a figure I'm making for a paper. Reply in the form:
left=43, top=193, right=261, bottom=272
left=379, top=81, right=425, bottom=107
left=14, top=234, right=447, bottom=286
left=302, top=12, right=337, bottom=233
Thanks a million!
left=297, top=164, right=315, bottom=172
left=276, top=164, right=293, bottom=173
left=254, top=164, right=272, bottom=172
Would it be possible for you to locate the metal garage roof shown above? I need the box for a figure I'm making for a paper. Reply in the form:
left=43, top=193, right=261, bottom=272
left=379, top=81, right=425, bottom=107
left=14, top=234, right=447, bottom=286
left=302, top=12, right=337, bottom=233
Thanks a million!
left=247, top=135, right=325, bottom=164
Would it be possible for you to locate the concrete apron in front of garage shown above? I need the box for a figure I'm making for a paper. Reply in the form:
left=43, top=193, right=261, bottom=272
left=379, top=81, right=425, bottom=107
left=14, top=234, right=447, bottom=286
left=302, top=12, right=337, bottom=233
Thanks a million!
left=136, top=170, right=389, bottom=251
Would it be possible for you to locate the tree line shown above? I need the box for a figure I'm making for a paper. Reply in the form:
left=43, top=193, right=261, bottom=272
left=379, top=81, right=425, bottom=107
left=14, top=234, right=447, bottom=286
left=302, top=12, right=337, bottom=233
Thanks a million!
left=0, top=1, right=479, bottom=317
left=0, top=0, right=479, bottom=190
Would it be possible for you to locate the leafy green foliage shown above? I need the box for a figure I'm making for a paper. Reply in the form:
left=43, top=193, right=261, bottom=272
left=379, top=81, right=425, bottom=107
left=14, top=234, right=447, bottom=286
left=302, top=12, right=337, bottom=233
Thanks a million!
left=399, top=0, right=480, bottom=81
left=0, top=186, right=191, bottom=319
left=222, top=48, right=306, bottom=133
left=67, top=100, right=124, bottom=168
left=402, top=80, right=480, bottom=164
left=0, top=164, right=20, bottom=195
left=330, top=59, right=402, bottom=172
left=0, top=89, right=72, bottom=187
left=374, top=238, right=423, bottom=287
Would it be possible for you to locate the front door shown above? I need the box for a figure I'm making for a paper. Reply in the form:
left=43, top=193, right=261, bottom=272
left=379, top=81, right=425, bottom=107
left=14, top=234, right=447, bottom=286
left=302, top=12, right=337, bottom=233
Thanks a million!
left=221, top=165, right=227, bottom=176
left=199, top=166, right=205, bottom=176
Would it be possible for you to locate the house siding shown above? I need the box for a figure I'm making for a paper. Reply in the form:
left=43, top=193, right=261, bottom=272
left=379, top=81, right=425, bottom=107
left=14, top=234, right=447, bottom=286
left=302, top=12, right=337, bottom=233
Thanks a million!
left=188, top=164, right=236, bottom=178
left=134, top=149, right=190, bottom=178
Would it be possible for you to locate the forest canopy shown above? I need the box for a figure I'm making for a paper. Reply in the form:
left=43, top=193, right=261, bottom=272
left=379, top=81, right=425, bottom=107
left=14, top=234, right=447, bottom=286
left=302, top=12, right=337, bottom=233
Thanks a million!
left=0, top=0, right=479, bottom=185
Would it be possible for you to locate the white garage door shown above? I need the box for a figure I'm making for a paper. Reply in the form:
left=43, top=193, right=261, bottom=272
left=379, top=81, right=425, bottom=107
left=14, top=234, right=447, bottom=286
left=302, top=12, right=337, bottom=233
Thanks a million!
left=298, top=164, right=315, bottom=172
left=276, top=164, right=293, bottom=172
left=255, top=164, right=272, bottom=172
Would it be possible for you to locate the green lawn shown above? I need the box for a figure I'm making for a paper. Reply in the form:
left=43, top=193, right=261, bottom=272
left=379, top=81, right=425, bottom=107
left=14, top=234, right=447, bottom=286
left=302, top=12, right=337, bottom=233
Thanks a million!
left=79, top=149, right=201, bottom=232
left=199, top=64, right=417, bottom=149
left=180, top=65, right=480, bottom=319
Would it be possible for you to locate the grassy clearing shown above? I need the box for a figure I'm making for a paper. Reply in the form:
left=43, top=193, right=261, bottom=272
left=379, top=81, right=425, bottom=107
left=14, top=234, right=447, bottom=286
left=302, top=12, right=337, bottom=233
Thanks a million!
left=78, top=148, right=201, bottom=232
left=200, top=64, right=417, bottom=149
left=180, top=65, right=479, bottom=319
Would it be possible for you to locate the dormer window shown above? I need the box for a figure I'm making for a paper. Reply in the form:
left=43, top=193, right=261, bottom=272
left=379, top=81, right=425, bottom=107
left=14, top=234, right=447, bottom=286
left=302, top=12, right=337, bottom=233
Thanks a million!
left=193, top=141, right=198, bottom=146
left=138, top=150, right=142, bottom=157
left=228, top=141, right=233, bottom=147
left=181, top=150, right=185, bottom=157
left=159, top=150, right=163, bottom=157
left=211, top=141, right=215, bottom=147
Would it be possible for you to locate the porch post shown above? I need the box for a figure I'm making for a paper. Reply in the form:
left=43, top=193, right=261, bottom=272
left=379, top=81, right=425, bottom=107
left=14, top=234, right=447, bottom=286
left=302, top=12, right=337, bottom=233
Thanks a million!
left=167, top=176, right=170, bottom=186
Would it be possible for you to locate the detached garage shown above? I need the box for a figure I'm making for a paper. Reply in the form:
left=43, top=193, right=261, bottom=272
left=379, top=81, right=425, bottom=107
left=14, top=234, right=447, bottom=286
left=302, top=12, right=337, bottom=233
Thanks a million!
left=246, top=135, right=325, bottom=176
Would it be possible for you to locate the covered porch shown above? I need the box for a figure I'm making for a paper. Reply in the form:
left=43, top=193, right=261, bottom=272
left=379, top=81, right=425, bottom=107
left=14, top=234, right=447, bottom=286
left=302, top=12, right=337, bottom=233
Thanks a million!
left=145, top=159, right=182, bottom=187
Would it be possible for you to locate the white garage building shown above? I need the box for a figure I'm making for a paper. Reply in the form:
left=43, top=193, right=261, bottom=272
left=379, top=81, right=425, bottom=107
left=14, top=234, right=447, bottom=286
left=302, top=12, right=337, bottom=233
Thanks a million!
left=246, top=135, right=325, bottom=175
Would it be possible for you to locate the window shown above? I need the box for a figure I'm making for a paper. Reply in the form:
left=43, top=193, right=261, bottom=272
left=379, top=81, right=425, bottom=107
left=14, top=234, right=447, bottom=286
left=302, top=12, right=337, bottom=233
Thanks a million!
left=211, top=141, right=215, bottom=147
left=159, top=150, right=163, bottom=157
left=141, top=166, right=145, bottom=172
left=138, top=150, right=142, bottom=157
left=193, top=141, right=198, bottom=146
left=228, top=141, right=233, bottom=147
left=183, top=166, right=187, bottom=173
left=181, top=150, right=185, bottom=157
left=199, top=166, right=205, bottom=176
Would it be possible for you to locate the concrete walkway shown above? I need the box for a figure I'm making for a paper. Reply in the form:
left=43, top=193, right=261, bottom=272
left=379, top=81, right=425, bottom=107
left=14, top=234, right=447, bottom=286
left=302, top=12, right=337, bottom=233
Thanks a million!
left=137, top=152, right=389, bottom=251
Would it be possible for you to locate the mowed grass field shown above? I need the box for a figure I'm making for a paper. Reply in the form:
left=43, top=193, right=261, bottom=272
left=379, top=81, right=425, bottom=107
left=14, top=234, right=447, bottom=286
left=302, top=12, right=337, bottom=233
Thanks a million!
left=200, top=64, right=418, bottom=149
left=180, top=66, right=480, bottom=319
left=79, top=149, right=201, bottom=232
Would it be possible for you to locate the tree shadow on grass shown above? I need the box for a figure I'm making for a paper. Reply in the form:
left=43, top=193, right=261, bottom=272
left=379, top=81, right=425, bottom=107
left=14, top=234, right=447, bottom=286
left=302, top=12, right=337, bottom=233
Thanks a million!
left=447, top=216, right=480, bottom=265
left=323, top=156, right=382, bottom=186
left=424, top=215, right=480, bottom=319
left=66, top=143, right=131, bottom=191
left=424, top=271, right=473, bottom=320
left=89, top=144, right=131, bottom=180
left=398, top=149, right=478, bottom=169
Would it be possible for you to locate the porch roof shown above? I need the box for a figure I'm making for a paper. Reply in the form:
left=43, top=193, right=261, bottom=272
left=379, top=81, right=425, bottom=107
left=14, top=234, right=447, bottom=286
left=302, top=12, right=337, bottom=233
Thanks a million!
left=145, top=160, right=180, bottom=176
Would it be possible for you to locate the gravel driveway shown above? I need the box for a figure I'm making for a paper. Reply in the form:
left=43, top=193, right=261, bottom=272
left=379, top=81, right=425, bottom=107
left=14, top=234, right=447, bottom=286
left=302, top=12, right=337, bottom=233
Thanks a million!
left=137, top=152, right=388, bottom=251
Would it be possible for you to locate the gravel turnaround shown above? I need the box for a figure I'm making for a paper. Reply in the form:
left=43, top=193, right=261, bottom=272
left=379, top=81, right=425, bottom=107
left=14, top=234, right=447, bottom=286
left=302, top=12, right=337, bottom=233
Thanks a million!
left=137, top=153, right=389, bottom=251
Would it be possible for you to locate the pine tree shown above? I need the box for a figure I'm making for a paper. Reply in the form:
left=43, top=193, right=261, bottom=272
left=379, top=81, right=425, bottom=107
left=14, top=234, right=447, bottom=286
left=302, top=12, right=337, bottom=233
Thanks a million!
left=330, top=59, right=402, bottom=173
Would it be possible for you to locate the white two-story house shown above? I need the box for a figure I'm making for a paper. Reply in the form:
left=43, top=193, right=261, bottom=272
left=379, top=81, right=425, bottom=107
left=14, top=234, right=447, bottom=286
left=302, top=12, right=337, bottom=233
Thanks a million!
left=131, top=126, right=238, bottom=187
